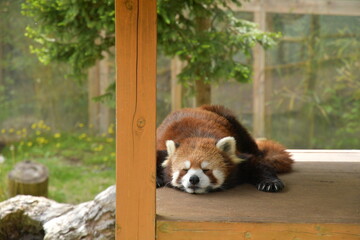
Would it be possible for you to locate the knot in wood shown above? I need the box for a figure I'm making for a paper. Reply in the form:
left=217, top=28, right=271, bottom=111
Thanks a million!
left=137, top=118, right=146, bottom=129
left=125, top=0, right=133, bottom=10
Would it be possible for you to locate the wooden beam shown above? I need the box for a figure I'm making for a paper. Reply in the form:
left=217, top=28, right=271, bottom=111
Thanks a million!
left=252, top=0, right=266, bottom=138
left=234, top=0, right=360, bottom=16
left=157, top=221, right=360, bottom=240
left=115, top=0, right=157, bottom=239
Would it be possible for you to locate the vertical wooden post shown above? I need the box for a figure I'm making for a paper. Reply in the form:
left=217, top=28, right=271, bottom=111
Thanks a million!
left=304, top=15, right=320, bottom=148
left=98, top=51, right=112, bottom=133
left=88, top=64, right=100, bottom=130
left=253, top=0, right=266, bottom=138
left=115, top=0, right=157, bottom=240
left=170, top=57, right=183, bottom=111
left=88, top=52, right=112, bottom=134
left=194, top=17, right=212, bottom=107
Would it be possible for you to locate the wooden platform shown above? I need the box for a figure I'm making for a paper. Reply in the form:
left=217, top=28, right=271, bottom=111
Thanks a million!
left=156, top=151, right=360, bottom=239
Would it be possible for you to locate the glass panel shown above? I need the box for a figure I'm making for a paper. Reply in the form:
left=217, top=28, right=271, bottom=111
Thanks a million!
left=213, top=12, right=360, bottom=149
left=266, top=14, right=360, bottom=149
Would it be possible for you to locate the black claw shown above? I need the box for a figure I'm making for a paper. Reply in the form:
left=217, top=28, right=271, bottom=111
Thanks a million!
left=256, top=179, right=284, bottom=192
left=156, top=177, right=165, bottom=188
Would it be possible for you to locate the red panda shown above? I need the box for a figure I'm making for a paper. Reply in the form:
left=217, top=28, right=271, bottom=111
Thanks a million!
left=156, top=105, right=293, bottom=194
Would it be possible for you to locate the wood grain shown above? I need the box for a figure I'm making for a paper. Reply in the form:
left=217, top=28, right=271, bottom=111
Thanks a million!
left=115, top=0, right=157, bottom=239
left=157, top=162, right=360, bottom=223
left=157, top=221, right=360, bottom=240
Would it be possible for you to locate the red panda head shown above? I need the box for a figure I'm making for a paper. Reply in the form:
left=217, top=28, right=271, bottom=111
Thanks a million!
left=162, top=136, right=244, bottom=194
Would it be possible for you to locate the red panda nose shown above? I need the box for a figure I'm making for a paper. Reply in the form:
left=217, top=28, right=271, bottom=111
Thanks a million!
left=189, top=175, right=200, bottom=185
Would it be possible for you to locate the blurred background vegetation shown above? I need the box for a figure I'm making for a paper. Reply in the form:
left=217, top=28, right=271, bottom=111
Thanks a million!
left=0, top=0, right=359, bottom=203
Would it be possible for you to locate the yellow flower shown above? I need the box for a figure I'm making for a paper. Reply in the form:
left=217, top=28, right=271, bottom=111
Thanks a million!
left=108, top=124, right=114, bottom=135
left=54, top=133, right=61, bottom=138
left=77, top=123, right=85, bottom=128
left=27, top=141, right=33, bottom=147
left=36, top=130, right=41, bottom=136
left=55, top=143, right=61, bottom=148
left=110, top=152, right=116, bottom=157
left=106, top=138, right=114, bottom=143
left=16, top=130, right=22, bottom=135
left=31, top=123, right=37, bottom=129
left=9, top=128, right=14, bottom=133
left=36, top=137, right=48, bottom=144
left=79, top=133, right=87, bottom=140
left=21, top=128, right=27, bottom=137
left=93, top=144, right=104, bottom=152
left=1, top=129, right=6, bottom=134
left=38, top=120, right=46, bottom=129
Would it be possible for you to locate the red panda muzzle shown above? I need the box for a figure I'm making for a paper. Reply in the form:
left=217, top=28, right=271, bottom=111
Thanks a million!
left=189, top=175, right=200, bottom=185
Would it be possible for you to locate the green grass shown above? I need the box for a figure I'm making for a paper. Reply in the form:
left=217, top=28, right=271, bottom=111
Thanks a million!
left=0, top=122, right=115, bottom=204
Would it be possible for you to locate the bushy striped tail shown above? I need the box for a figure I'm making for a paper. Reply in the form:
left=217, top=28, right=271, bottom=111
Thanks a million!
left=256, top=140, right=294, bottom=173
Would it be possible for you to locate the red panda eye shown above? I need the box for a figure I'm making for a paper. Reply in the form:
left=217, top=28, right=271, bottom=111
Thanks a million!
left=202, top=169, right=210, bottom=173
left=182, top=169, right=189, bottom=172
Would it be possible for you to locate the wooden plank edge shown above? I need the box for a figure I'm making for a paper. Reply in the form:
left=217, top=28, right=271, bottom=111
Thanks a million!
left=287, top=150, right=360, bottom=162
left=156, top=220, right=360, bottom=240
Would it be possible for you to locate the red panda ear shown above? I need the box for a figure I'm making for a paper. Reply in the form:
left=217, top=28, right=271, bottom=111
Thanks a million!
left=166, top=140, right=177, bottom=157
left=216, top=137, right=236, bottom=154
left=163, top=140, right=178, bottom=168
left=216, top=137, right=244, bottom=164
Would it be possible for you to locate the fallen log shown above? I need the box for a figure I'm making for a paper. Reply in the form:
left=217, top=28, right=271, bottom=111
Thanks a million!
left=0, top=185, right=115, bottom=240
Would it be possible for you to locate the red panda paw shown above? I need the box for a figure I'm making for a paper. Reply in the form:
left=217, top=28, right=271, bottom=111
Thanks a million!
left=256, top=178, right=284, bottom=192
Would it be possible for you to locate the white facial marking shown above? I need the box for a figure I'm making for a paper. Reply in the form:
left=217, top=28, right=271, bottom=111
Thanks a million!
left=193, top=188, right=206, bottom=194
left=184, top=160, right=190, bottom=169
left=181, top=168, right=210, bottom=194
left=212, top=169, right=225, bottom=189
left=201, top=161, right=209, bottom=169
left=171, top=170, right=181, bottom=187
left=185, top=188, right=194, bottom=194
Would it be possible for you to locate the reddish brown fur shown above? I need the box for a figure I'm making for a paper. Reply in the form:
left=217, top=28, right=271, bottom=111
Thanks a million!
left=157, top=106, right=294, bottom=192
left=157, top=108, right=234, bottom=151
left=256, top=140, right=294, bottom=173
